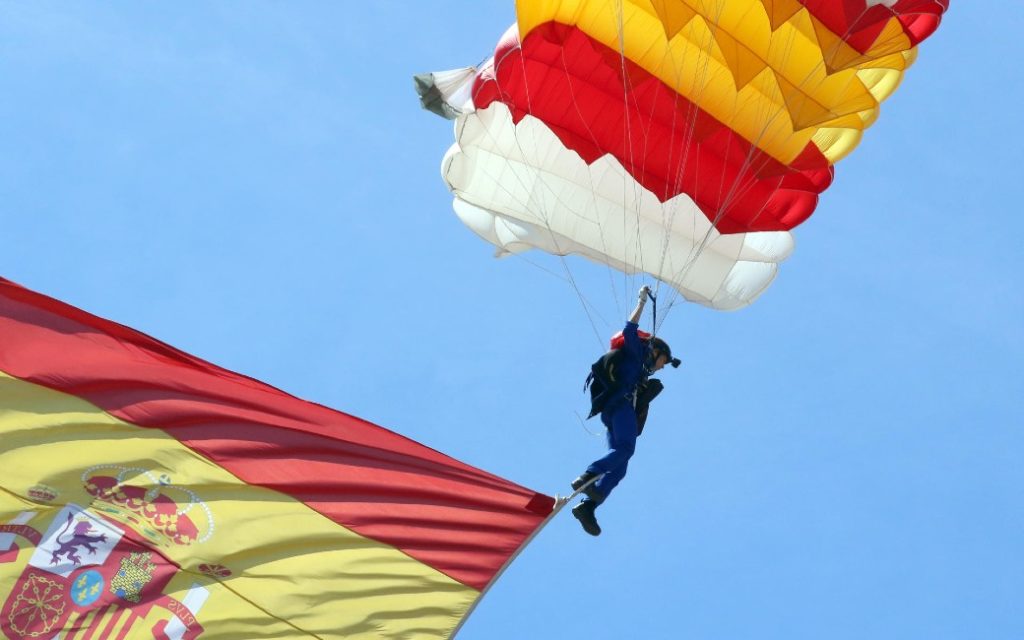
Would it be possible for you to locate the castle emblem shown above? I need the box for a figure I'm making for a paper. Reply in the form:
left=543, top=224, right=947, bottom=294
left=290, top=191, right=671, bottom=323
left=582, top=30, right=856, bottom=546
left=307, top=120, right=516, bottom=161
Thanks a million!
left=110, top=552, right=157, bottom=603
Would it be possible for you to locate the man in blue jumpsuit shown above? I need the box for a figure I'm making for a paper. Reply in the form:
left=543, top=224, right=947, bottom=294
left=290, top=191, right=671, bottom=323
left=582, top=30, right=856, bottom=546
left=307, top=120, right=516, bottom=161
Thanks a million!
left=571, top=285, right=675, bottom=536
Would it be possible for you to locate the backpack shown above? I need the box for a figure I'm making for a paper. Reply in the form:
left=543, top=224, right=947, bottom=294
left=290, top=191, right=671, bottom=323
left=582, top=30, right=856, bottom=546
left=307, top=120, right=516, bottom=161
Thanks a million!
left=584, top=348, right=627, bottom=419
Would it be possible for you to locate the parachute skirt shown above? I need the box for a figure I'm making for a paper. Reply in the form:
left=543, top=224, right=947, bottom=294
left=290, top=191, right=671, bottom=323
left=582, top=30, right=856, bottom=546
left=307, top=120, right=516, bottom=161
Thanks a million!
left=442, top=103, right=795, bottom=311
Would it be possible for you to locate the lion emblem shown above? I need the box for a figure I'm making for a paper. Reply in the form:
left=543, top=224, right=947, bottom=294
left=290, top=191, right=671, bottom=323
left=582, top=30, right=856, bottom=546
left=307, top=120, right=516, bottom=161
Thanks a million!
left=49, top=513, right=108, bottom=566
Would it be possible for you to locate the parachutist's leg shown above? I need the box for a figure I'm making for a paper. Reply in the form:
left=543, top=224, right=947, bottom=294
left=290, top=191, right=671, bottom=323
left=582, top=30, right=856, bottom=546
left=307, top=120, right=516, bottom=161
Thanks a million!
left=596, top=461, right=629, bottom=498
left=583, top=403, right=637, bottom=503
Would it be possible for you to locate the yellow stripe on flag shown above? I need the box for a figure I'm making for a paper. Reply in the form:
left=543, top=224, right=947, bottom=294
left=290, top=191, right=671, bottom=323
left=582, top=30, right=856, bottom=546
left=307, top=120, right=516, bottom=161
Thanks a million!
left=0, top=372, right=478, bottom=639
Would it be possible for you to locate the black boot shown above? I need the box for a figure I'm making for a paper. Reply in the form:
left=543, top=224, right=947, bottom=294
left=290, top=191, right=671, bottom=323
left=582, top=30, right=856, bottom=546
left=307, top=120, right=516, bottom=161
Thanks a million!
left=571, top=471, right=596, bottom=491
left=571, top=500, right=601, bottom=536
left=571, top=471, right=603, bottom=503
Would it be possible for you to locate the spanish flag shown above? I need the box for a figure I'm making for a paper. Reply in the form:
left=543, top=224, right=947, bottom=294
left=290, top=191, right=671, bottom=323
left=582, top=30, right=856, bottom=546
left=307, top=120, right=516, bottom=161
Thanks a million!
left=0, top=277, right=555, bottom=639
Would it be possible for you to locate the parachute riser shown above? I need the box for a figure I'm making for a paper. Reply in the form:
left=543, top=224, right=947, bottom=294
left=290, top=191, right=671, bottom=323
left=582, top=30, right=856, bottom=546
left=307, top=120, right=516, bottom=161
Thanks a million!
left=648, top=288, right=658, bottom=341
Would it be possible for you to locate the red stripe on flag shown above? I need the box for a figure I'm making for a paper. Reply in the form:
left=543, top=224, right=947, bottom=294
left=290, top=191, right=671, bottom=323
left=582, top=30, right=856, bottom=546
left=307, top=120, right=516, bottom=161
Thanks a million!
left=94, top=606, right=126, bottom=640
left=82, top=605, right=117, bottom=640
left=115, top=611, right=141, bottom=640
left=64, top=610, right=89, bottom=640
left=0, top=279, right=555, bottom=591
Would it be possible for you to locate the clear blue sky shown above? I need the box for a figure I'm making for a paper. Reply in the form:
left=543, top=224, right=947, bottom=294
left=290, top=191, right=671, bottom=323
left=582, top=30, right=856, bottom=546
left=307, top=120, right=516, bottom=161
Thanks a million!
left=2, top=3, right=1020, bottom=639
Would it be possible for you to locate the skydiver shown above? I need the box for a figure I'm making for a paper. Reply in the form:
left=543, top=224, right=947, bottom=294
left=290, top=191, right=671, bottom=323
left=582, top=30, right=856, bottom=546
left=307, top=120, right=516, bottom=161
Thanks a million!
left=571, top=285, right=679, bottom=536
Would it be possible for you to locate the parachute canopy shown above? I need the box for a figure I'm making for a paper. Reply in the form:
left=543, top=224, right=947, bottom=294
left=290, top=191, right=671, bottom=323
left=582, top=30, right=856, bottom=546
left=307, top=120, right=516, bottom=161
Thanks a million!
left=419, top=0, right=949, bottom=310
left=0, top=277, right=554, bottom=639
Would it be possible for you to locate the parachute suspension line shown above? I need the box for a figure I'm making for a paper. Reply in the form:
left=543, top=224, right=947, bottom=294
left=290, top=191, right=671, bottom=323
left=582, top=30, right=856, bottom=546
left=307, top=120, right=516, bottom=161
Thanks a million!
left=470, top=34, right=615, bottom=346
left=561, top=0, right=715, bottom=326
left=460, top=0, right=841, bottom=333
left=655, top=2, right=812, bottom=318
left=462, top=131, right=608, bottom=345
left=609, top=3, right=739, bottom=324
left=557, top=42, right=635, bottom=324
left=440, top=1, right=945, bottom=328
left=632, top=22, right=677, bottom=318
left=612, top=0, right=666, bottom=322
left=542, top=0, right=659, bottom=324
left=517, top=91, right=610, bottom=348
left=661, top=4, right=836, bottom=315
left=638, top=0, right=810, bottom=319
left=574, top=409, right=607, bottom=439
left=713, top=2, right=838, bottom=232
left=611, top=0, right=639, bottom=319
left=618, top=0, right=644, bottom=301
left=659, top=12, right=720, bottom=316
left=614, top=4, right=737, bottom=319
left=462, top=13, right=630, bottom=333
left=461, top=89, right=613, bottom=341
left=651, top=5, right=732, bottom=320
left=472, top=3, right=712, bottom=330
left=620, top=0, right=664, bottom=319
left=720, top=19, right=799, bottom=231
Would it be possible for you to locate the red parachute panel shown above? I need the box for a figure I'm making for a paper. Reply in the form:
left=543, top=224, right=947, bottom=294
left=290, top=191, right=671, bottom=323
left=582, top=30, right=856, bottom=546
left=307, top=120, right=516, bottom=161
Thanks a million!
left=473, top=23, right=833, bottom=234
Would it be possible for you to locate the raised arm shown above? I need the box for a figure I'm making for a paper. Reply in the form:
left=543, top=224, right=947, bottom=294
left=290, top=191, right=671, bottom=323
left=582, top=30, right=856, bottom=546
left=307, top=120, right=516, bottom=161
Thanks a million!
left=628, top=286, right=651, bottom=325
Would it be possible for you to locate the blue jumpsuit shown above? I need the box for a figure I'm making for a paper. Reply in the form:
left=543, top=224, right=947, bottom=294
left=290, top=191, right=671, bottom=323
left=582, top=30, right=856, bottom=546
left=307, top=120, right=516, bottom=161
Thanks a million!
left=586, top=321, right=649, bottom=503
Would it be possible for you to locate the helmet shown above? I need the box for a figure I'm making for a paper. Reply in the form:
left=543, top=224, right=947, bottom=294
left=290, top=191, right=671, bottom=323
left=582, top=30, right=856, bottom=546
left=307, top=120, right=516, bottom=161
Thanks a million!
left=648, top=337, right=681, bottom=368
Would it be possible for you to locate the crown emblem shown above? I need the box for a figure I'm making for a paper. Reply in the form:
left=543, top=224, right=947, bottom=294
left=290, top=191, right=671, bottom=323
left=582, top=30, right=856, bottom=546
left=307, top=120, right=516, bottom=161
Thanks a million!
left=27, top=484, right=59, bottom=503
left=81, top=466, right=214, bottom=546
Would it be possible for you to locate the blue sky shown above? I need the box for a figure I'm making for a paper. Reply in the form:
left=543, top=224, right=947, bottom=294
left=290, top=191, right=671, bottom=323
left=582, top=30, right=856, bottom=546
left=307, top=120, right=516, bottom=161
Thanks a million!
left=1, top=3, right=1021, bottom=639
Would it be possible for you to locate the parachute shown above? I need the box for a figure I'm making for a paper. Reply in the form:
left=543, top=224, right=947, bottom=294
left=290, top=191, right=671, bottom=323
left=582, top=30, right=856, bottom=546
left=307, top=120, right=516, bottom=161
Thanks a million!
left=418, top=0, right=950, bottom=310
